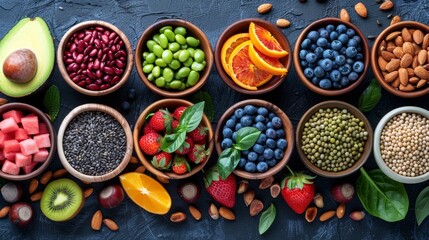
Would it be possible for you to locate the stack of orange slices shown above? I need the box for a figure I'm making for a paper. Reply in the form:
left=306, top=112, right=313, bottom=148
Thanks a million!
left=220, top=22, right=289, bottom=91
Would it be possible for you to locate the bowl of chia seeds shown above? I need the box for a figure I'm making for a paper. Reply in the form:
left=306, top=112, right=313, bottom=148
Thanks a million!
left=296, top=100, right=373, bottom=178
left=57, top=103, right=133, bottom=182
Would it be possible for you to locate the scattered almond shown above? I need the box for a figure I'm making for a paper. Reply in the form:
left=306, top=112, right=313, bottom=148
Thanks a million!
left=276, top=19, right=290, bottom=28
left=135, top=165, right=146, bottom=173
left=413, top=29, right=424, bottom=44
left=83, top=188, right=94, bottom=198
left=219, top=207, right=235, bottom=221
left=30, top=191, right=43, bottom=202
left=209, top=203, right=219, bottom=220
left=156, top=175, right=170, bottom=184
left=339, top=9, right=350, bottom=22
left=349, top=211, right=365, bottom=221
left=257, top=3, right=272, bottom=14
left=249, top=199, right=264, bottom=217
left=319, top=210, right=336, bottom=222
left=244, top=189, right=255, bottom=206
left=189, top=205, right=202, bottom=221
left=354, top=2, right=368, bottom=18
left=91, top=210, right=103, bottom=231
left=103, top=218, right=119, bottom=231
left=0, top=98, right=8, bottom=106
left=336, top=203, right=346, bottom=219
left=0, top=206, right=10, bottom=218
left=270, top=183, right=281, bottom=198
left=399, top=68, right=409, bottom=86
left=379, top=0, right=394, bottom=10
left=170, top=212, right=187, bottom=223
left=28, top=178, right=39, bottom=194
left=40, top=171, right=52, bottom=185
left=305, top=206, right=317, bottom=223
left=237, top=180, right=248, bottom=194
left=417, top=79, right=427, bottom=88
left=390, top=15, right=401, bottom=26
left=129, top=156, right=139, bottom=164
left=259, top=176, right=274, bottom=189
left=313, top=193, right=324, bottom=208
left=53, top=168, right=68, bottom=178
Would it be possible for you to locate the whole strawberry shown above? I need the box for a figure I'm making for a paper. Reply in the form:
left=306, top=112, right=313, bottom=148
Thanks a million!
left=148, top=109, right=172, bottom=132
left=139, top=132, right=162, bottom=155
left=143, top=124, right=157, bottom=135
left=204, top=165, right=236, bottom=208
left=188, top=126, right=208, bottom=144
left=280, top=166, right=316, bottom=214
left=173, top=106, right=187, bottom=120
left=172, top=156, right=190, bottom=175
left=175, top=137, right=194, bottom=155
left=151, top=152, right=172, bottom=170
left=188, top=144, right=209, bottom=164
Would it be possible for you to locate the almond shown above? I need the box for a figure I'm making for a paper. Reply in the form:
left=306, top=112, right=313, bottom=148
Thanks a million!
left=237, top=180, right=249, bottom=194
left=413, top=29, right=424, bottom=44
left=422, top=34, right=429, bottom=50
left=413, top=43, right=422, bottom=55
left=385, top=59, right=400, bottom=72
left=0, top=206, right=10, bottom=218
left=393, top=46, right=404, bottom=58
left=336, top=203, right=346, bottom=219
left=259, top=176, right=274, bottom=189
left=418, top=49, right=427, bottom=65
left=380, top=40, right=387, bottom=51
left=91, top=210, right=103, bottom=231
left=350, top=211, right=365, bottom=221
left=381, top=51, right=396, bottom=61
left=28, top=178, right=39, bottom=194
left=415, top=66, right=429, bottom=79
left=244, top=189, right=255, bottom=206
left=390, top=15, right=401, bottom=26
left=403, top=42, right=415, bottom=56
left=129, top=156, right=139, bottom=164
left=391, top=78, right=400, bottom=88
left=417, top=79, right=427, bottom=88
left=135, top=165, right=146, bottom=173
left=378, top=56, right=389, bottom=71
left=270, top=183, right=281, bottom=198
left=156, top=175, right=170, bottom=184
left=170, top=212, right=187, bottom=223
left=40, top=171, right=52, bottom=185
left=340, top=8, right=350, bottom=22
left=0, top=98, right=8, bottom=106
left=219, top=207, right=235, bottom=221
left=413, top=55, right=419, bottom=68
left=103, top=218, right=119, bottom=231
left=400, top=53, right=413, bottom=68
left=249, top=199, right=264, bottom=217
left=409, top=77, right=420, bottom=84
left=209, top=203, right=219, bottom=220
left=380, top=0, right=394, bottom=10
left=399, top=84, right=415, bottom=91
left=305, top=206, right=317, bottom=223
left=319, top=210, right=336, bottom=222
left=384, top=71, right=399, bottom=83
left=386, top=31, right=401, bottom=41
left=399, top=68, right=409, bottom=86
left=401, top=28, right=413, bottom=42
left=313, top=193, right=324, bottom=208
left=354, top=2, right=367, bottom=18
left=407, top=67, right=415, bottom=77
left=276, top=19, right=290, bottom=28
left=189, top=205, right=202, bottom=220
left=395, top=36, right=404, bottom=47
left=53, top=168, right=68, bottom=178
left=84, top=187, right=94, bottom=198
left=30, top=191, right=43, bottom=201
left=257, top=3, right=272, bottom=14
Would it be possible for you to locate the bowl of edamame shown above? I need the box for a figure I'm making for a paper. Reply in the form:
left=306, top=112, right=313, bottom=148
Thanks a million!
left=135, top=19, right=213, bottom=98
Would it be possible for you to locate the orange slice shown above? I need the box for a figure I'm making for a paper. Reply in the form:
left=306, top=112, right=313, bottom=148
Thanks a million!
left=228, top=40, right=273, bottom=90
left=248, top=43, right=288, bottom=76
left=249, top=22, right=288, bottom=58
left=221, top=33, right=250, bottom=76
left=119, top=172, right=171, bottom=215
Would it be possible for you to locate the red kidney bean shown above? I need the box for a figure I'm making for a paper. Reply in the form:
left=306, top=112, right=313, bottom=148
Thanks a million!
left=111, top=45, right=117, bottom=53
left=83, top=34, right=92, bottom=42
left=115, top=59, right=124, bottom=68
left=88, top=62, right=93, bottom=70
left=93, top=59, right=100, bottom=69
left=86, top=78, right=93, bottom=85
left=109, top=32, right=116, bottom=40
left=83, top=46, right=92, bottom=55
left=87, top=70, right=97, bottom=79
left=95, top=26, right=104, bottom=32
left=77, top=41, right=85, bottom=53
left=96, top=70, right=103, bottom=79
left=100, top=61, right=105, bottom=71
left=70, top=43, right=77, bottom=53
left=83, top=55, right=89, bottom=63
left=101, top=35, right=109, bottom=44
left=72, top=76, right=80, bottom=83
left=111, top=76, right=120, bottom=84
left=101, top=54, right=107, bottom=62
left=94, top=38, right=101, bottom=49
left=78, top=80, right=86, bottom=87
left=89, top=48, right=98, bottom=57
left=113, top=67, right=122, bottom=75
left=119, top=56, right=126, bottom=61
left=114, top=36, right=119, bottom=44
left=80, top=63, right=86, bottom=70
left=78, top=32, right=85, bottom=39
left=100, top=84, right=111, bottom=90
left=76, top=54, right=84, bottom=64
left=72, top=51, right=78, bottom=60
left=104, top=66, right=113, bottom=75
left=107, top=51, right=114, bottom=61
left=95, top=79, right=103, bottom=85
left=66, top=58, right=74, bottom=64
left=103, top=30, right=109, bottom=36
left=107, top=61, right=114, bottom=67
left=103, top=75, right=111, bottom=82
left=70, top=72, right=77, bottom=78
left=87, top=84, right=100, bottom=91
left=65, top=51, right=72, bottom=58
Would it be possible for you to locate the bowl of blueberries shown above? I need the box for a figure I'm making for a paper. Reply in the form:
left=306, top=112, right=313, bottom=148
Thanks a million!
left=293, top=18, right=369, bottom=96
left=215, top=99, right=294, bottom=179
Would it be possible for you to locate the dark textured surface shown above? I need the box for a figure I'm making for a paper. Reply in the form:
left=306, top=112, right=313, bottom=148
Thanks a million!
left=0, top=0, right=429, bottom=239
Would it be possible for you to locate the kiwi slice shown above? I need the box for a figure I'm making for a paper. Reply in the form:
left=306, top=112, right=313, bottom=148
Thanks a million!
left=40, top=178, right=84, bottom=222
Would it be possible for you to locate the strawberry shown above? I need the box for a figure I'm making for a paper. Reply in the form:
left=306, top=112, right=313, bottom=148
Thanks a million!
left=188, top=126, right=208, bottom=144
left=138, top=132, right=162, bottom=156
left=148, top=109, right=173, bottom=132
left=280, top=166, right=316, bottom=214
left=175, top=137, right=194, bottom=155
left=171, top=120, right=179, bottom=130
left=188, top=144, right=209, bottom=164
left=204, top=165, right=236, bottom=208
left=143, top=124, right=157, bottom=135
left=173, top=106, right=187, bottom=120
left=171, top=156, right=190, bottom=175
left=151, top=152, right=172, bottom=170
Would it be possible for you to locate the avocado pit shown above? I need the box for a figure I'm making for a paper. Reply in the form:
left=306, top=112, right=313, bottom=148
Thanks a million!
left=3, top=48, right=37, bottom=83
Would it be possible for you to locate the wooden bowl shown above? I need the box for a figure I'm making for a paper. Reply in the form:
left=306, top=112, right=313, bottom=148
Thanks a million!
left=0, top=103, right=56, bottom=181
left=133, top=99, right=214, bottom=179
left=57, top=103, right=133, bottom=182
left=293, top=18, right=370, bottom=96
left=214, top=18, right=292, bottom=95
left=135, top=19, right=213, bottom=98
left=371, top=21, right=429, bottom=98
left=214, top=99, right=294, bottom=179
left=57, top=20, right=133, bottom=96
left=296, top=100, right=373, bottom=178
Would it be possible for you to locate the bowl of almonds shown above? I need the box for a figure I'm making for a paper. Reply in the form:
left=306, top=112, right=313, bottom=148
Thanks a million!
left=372, top=21, right=429, bottom=98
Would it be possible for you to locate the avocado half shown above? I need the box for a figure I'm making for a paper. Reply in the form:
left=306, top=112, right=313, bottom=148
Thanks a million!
left=0, top=17, right=55, bottom=97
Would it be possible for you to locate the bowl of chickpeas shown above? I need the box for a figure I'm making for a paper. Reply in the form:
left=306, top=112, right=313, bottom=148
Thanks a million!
left=135, top=19, right=213, bottom=98
left=374, top=106, right=429, bottom=184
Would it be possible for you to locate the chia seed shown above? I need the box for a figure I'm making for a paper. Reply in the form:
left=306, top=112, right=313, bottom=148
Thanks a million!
left=63, top=111, right=126, bottom=176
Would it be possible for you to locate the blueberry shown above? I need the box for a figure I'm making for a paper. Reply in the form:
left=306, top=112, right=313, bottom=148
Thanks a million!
left=255, top=115, right=265, bottom=123
left=353, top=61, right=364, bottom=73
left=266, top=128, right=277, bottom=139
left=353, top=35, right=362, bottom=44
left=305, top=53, right=318, bottom=63
left=301, top=38, right=311, bottom=49
left=253, top=143, right=264, bottom=154
left=121, top=101, right=131, bottom=112
left=340, top=76, right=350, bottom=86
left=222, top=127, right=233, bottom=138
left=330, top=70, right=341, bottom=82
left=268, top=112, right=276, bottom=120
left=232, top=132, right=237, bottom=141
left=255, top=122, right=266, bottom=132
left=316, top=38, right=328, bottom=47
left=245, top=162, right=256, bottom=172
left=338, top=33, right=349, bottom=44
left=326, top=24, right=335, bottom=33
left=333, top=50, right=339, bottom=58
left=266, top=122, right=273, bottom=129
left=314, top=66, right=325, bottom=78
left=346, top=58, right=354, bottom=65
left=277, top=139, right=288, bottom=149
left=240, top=115, right=253, bottom=127
left=340, top=47, right=347, bottom=55
left=319, top=79, right=332, bottom=89
left=310, top=44, right=317, bottom=51
left=127, top=88, right=136, bottom=100
left=311, top=77, right=320, bottom=86
left=339, top=63, right=352, bottom=75
left=276, top=129, right=285, bottom=138
left=235, top=123, right=242, bottom=131
left=266, top=138, right=277, bottom=149
left=257, top=107, right=269, bottom=116
left=271, top=117, right=282, bottom=128
left=320, top=59, right=333, bottom=71
left=221, top=138, right=233, bottom=149
left=300, top=60, right=308, bottom=68
left=299, top=50, right=308, bottom=60
left=346, top=28, right=356, bottom=38
left=244, top=105, right=257, bottom=115
left=335, top=55, right=346, bottom=65
left=242, top=150, right=249, bottom=155
left=238, top=158, right=247, bottom=168
left=257, top=155, right=265, bottom=162
left=333, top=81, right=342, bottom=89
left=356, top=53, right=363, bottom=61
left=257, top=133, right=267, bottom=144
left=256, top=162, right=269, bottom=173
left=345, top=47, right=357, bottom=58
left=336, top=24, right=347, bottom=34
left=319, top=29, right=329, bottom=39
left=266, top=159, right=277, bottom=167
left=304, top=67, right=315, bottom=79
left=248, top=151, right=258, bottom=162
left=263, top=148, right=274, bottom=159
left=234, top=108, right=244, bottom=119
left=348, top=71, right=359, bottom=81
left=307, top=31, right=320, bottom=42
left=274, top=149, right=284, bottom=160
left=323, top=49, right=334, bottom=59
left=331, top=40, right=342, bottom=51
left=329, top=31, right=339, bottom=41
left=347, top=39, right=358, bottom=47
left=314, top=47, right=324, bottom=58
left=226, top=118, right=236, bottom=128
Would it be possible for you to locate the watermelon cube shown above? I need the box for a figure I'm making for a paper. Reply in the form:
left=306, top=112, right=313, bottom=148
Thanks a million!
left=2, top=160, right=19, bottom=175
left=4, top=139, right=20, bottom=153
left=23, top=161, right=38, bottom=174
left=38, top=123, right=49, bottom=134
left=3, top=152, right=16, bottom=161
left=33, top=149, right=49, bottom=162
left=14, top=128, right=29, bottom=141
left=0, top=117, right=19, bottom=133
left=0, top=131, right=14, bottom=148
left=33, top=133, right=51, bottom=148
left=20, top=139, right=39, bottom=155
left=21, top=115, right=39, bottom=135
left=2, top=110, right=23, bottom=123
left=15, top=153, right=32, bottom=167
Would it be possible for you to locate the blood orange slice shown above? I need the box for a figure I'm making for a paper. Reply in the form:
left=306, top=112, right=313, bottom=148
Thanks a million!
left=248, top=43, right=288, bottom=76
left=221, top=33, right=250, bottom=76
left=228, top=40, right=273, bottom=90
left=249, top=22, right=288, bottom=58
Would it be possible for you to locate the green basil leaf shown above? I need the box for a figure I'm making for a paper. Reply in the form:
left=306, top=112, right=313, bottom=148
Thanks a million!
left=233, top=127, right=261, bottom=151
left=416, top=186, right=429, bottom=225
left=192, top=91, right=214, bottom=121
left=160, top=131, right=186, bottom=153
left=358, top=78, right=382, bottom=112
left=259, top=203, right=276, bottom=235
left=43, top=85, right=60, bottom=121
left=178, top=101, right=205, bottom=132
left=217, top=147, right=240, bottom=180
left=356, top=168, right=409, bottom=222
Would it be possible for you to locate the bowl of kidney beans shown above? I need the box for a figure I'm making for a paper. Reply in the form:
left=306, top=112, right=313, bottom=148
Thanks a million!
left=293, top=18, right=369, bottom=96
left=57, top=20, right=133, bottom=96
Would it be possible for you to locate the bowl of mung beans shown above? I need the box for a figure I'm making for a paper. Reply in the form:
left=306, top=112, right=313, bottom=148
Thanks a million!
left=57, top=103, right=133, bottom=182
left=135, top=19, right=213, bottom=98
left=296, top=100, right=373, bottom=178
left=374, top=106, right=429, bottom=184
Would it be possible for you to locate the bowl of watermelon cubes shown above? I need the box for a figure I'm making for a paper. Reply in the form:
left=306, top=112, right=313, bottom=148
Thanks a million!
left=0, top=103, right=55, bottom=181
left=133, top=99, right=214, bottom=180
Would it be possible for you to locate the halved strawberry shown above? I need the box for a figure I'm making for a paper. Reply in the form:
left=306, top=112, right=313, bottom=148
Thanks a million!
left=188, top=126, right=208, bottom=144
left=188, top=144, right=209, bottom=164
left=175, top=137, right=194, bottom=155
left=151, top=152, right=172, bottom=170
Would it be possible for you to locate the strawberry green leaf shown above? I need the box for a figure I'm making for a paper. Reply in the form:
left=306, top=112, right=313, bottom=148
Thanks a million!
left=179, top=101, right=205, bottom=132
left=192, top=91, right=214, bottom=121
left=233, top=127, right=260, bottom=151
left=259, top=203, right=276, bottom=235
left=43, top=85, right=60, bottom=121
left=217, top=147, right=240, bottom=180
left=161, top=131, right=186, bottom=153
left=416, top=186, right=429, bottom=225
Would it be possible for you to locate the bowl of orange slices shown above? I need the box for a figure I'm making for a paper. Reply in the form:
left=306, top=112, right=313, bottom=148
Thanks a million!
left=214, top=18, right=292, bottom=94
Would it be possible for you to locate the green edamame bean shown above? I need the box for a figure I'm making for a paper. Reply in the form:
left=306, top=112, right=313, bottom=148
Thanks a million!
left=163, top=67, right=174, bottom=82
left=164, top=82, right=170, bottom=89
left=173, top=50, right=181, bottom=59
left=147, top=73, right=155, bottom=81
left=155, top=77, right=165, bottom=87
left=178, top=82, right=186, bottom=90
left=163, top=29, right=175, bottom=42
left=145, top=53, right=156, bottom=64
left=186, top=36, right=200, bottom=47
left=181, top=44, right=188, bottom=49
left=159, top=26, right=172, bottom=33
left=152, top=66, right=161, bottom=77
left=187, top=48, right=195, bottom=58
left=152, top=44, right=164, bottom=58
left=155, top=58, right=167, bottom=67
left=191, top=62, right=205, bottom=71
left=177, top=67, right=191, bottom=78
left=178, top=50, right=190, bottom=62
left=202, top=60, right=207, bottom=66
left=153, top=34, right=160, bottom=44
left=162, top=50, right=173, bottom=64
left=193, top=49, right=205, bottom=63
left=143, top=51, right=150, bottom=59
left=170, top=80, right=182, bottom=89
left=175, top=34, right=187, bottom=45
left=183, top=57, right=193, bottom=67
left=187, top=70, right=200, bottom=86
left=168, top=59, right=181, bottom=70
left=174, top=26, right=187, bottom=36
left=142, top=60, right=147, bottom=66
left=143, top=64, right=154, bottom=73
left=159, top=34, right=169, bottom=49
left=146, top=40, right=157, bottom=52
left=168, top=42, right=181, bottom=52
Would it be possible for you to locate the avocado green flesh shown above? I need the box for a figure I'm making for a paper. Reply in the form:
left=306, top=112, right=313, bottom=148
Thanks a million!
left=0, top=17, right=54, bottom=97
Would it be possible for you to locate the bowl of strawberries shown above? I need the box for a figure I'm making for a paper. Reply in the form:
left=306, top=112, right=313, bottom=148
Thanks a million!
left=133, top=99, right=214, bottom=179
